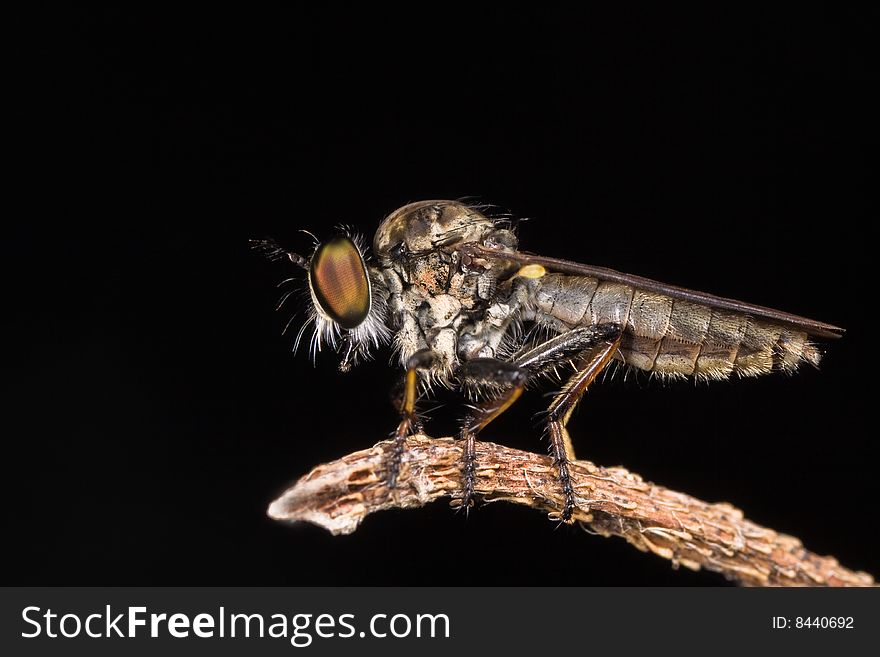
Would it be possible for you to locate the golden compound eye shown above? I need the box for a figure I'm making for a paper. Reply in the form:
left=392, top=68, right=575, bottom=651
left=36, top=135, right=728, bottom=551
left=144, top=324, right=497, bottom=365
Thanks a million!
left=308, top=237, right=371, bottom=329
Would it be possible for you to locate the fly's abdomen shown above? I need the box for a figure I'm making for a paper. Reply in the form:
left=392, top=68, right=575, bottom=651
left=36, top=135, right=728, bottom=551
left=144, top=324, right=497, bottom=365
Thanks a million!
left=527, top=273, right=635, bottom=328
left=620, top=297, right=822, bottom=379
left=523, top=274, right=821, bottom=380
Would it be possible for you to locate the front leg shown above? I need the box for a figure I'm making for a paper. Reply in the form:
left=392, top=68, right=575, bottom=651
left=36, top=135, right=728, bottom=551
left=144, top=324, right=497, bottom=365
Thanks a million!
left=387, top=349, right=435, bottom=488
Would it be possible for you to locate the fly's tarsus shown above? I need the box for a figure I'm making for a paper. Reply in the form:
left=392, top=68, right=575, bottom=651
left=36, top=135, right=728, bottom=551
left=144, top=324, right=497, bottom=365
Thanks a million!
left=455, top=426, right=477, bottom=515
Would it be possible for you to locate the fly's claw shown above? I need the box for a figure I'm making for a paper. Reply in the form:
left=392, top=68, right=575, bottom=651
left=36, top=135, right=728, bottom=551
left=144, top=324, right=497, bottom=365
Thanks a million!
left=386, top=414, right=420, bottom=489
left=547, top=453, right=577, bottom=524
left=452, top=428, right=478, bottom=516
left=386, top=424, right=408, bottom=489
left=386, top=441, right=404, bottom=490
left=457, top=460, right=476, bottom=515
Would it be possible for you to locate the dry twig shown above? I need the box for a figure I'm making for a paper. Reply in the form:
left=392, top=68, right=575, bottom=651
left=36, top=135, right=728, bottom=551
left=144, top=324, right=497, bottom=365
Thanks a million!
left=268, top=434, right=873, bottom=587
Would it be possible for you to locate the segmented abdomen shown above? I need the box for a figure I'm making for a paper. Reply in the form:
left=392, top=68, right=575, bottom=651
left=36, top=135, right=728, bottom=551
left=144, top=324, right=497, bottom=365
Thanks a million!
left=522, top=273, right=821, bottom=380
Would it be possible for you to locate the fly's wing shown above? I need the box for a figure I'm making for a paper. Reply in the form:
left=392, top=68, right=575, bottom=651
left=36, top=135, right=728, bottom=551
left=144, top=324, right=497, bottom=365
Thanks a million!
left=477, top=246, right=844, bottom=339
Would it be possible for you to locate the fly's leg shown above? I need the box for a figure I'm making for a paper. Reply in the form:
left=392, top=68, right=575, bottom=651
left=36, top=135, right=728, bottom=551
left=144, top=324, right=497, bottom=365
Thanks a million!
left=452, top=325, right=623, bottom=514
left=540, top=323, right=623, bottom=523
left=454, top=360, right=528, bottom=513
left=512, top=324, right=621, bottom=461
left=387, top=349, right=435, bottom=489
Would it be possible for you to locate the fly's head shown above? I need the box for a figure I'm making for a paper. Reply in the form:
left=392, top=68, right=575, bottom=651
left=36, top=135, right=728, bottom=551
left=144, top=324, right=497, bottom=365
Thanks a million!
left=373, top=200, right=519, bottom=305
left=252, top=228, right=390, bottom=373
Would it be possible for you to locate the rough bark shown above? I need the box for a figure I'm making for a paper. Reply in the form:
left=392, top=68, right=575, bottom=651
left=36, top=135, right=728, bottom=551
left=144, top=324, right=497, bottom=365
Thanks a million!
left=268, top=434, right=874, bottom=587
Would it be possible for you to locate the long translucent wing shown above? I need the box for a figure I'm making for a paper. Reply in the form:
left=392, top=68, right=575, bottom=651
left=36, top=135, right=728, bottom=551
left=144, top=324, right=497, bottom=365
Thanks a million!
left=478, top=246, right=844, bottom=339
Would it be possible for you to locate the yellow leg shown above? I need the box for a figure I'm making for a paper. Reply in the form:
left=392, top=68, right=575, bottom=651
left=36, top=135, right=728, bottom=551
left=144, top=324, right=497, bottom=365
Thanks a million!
left=387, top=350, right=434, bottom=488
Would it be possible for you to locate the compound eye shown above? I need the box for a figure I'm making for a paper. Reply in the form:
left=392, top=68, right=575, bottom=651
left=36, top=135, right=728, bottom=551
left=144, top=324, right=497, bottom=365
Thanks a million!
left=308, top=237, right=371, bottom=329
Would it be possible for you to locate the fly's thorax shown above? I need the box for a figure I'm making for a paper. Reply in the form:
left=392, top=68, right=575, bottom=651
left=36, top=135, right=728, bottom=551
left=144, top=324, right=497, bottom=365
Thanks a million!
left=455, top=279, right=529, bottom=360
left=383, top=263, right=515, bottom=377
left=373, top=200, right=513, bottom=258
left=373, top=200, right=519, bottom=300
left=389, top=287, right=469, bottom=380
left=373, top=200, right=521, bottom=375
left=453, top=272, right=598, bottom=362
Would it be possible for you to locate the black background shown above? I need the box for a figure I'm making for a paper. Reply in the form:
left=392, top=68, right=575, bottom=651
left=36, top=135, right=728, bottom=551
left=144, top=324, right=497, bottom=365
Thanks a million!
left=8, top=6, right=876, bottom=585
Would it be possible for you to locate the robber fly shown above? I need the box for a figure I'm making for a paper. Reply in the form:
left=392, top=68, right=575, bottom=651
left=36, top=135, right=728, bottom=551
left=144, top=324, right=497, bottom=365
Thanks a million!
left=253, top=200, right=843, bottom=522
